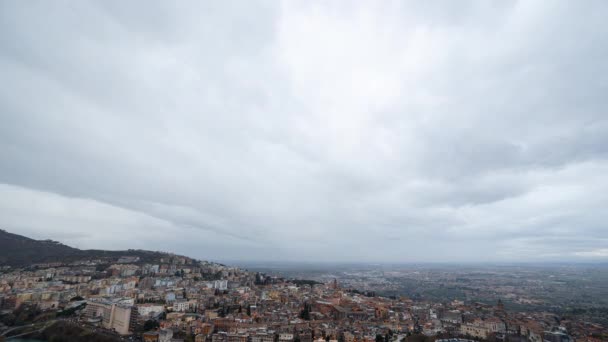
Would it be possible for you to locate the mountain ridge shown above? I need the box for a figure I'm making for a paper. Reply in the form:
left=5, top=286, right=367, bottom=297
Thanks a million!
left=0, top=229, right=177, bottom=267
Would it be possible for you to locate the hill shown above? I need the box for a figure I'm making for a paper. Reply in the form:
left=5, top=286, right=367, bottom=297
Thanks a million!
left=0, top=229, right=170, bottom=267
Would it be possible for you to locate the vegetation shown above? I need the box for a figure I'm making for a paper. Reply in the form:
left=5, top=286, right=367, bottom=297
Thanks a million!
left=347, top=288, right=376, bottom=297
left=0, top=229, right=177, bottom=267
left=143, top=319, right=160, bottom=331
left=32, top=321, right=120, bottom=342
left=405, top=335, right=434, bottom=342
left=0, top=303, right=43, bottom=326
left=57, top=303, right=86, bottom=317
left=291, top=279, right=321, bottom=286
left=299, top=302, right=312, bottom=320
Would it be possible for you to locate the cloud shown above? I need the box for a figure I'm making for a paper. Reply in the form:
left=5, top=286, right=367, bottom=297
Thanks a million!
left=574, top=249, right=608, bottom=258
left=0, top=0, right=607, bottom=262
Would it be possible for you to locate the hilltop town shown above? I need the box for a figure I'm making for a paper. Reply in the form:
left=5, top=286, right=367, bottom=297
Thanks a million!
left=1, top=237, right=606, bottom=342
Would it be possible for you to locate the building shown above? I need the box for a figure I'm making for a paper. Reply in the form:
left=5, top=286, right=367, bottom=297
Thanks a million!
left=143, top=331, right=160, bottom=342
left=543, top=330, right=573, bottom=342
left=251, top=334, right=275, bottom=342
left=143, top=329, right=174, bottom=342
left=84, top=300, right=133, bottom=335
left=227, top=333, right=248, bottom=342
left=460, top=323, right=489, bottom=339
left=206, top=280, right=228, bottom=290
left=137, top=304, right=165, bottom=319
left=173, top=300, right=190, bottom=312
left=441, top=310, right=462, bottom=324
left=482, top=317, right=506, bottom=333
left=213, top=332, right=228, bottom=342
left=173, top=299, right=197, bottom=312
left=279, top=333, right=295, bottom=342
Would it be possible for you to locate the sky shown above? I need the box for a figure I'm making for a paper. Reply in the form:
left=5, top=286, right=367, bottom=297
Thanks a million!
left=1, top=1, right=608, bottom=263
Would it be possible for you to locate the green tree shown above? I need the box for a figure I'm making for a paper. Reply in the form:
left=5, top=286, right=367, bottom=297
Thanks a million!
left=143, top=319, right=160, bottom=331
left=299, top=303, right=311, bottom=320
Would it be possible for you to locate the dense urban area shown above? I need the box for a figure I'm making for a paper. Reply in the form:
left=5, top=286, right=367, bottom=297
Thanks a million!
left=0, top=231, right=607, bottom=342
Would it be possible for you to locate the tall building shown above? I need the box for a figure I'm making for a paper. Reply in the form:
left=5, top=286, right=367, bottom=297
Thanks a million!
left=84, top=300, right=133, bottom=335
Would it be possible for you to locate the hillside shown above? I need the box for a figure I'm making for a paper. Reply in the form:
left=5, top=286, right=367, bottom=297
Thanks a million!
left=0, top=229, right=169, bottom=267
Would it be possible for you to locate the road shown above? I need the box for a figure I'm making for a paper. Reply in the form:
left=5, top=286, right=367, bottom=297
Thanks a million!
left=1, top=320, right=56, bottom=339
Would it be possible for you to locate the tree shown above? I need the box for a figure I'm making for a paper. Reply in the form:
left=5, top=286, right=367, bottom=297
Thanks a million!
left=299, top=303, right=311, bottom=321
left=143, top=319, right=160, bottom=331
left=406, top=335, right=430, bottom=342
left=57, top=303, right=86, bottom=317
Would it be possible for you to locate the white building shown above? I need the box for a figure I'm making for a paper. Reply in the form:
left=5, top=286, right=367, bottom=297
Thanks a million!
left=205, top=280, right=228, bottom=290
left=84, top=300, right=133, bottom=335
left=279, top=333, right=295, bottom=341
left=174, top=300, right=190, bottom=312
left=137, top=304, right=165, bottom=318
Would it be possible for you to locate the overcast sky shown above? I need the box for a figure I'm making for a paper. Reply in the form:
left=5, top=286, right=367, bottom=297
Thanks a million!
left=1, top=1, right=607, bottom=263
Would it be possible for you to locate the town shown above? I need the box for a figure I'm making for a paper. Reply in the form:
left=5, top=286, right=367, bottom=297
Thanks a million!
left=1, top=253, right=605, bottom=342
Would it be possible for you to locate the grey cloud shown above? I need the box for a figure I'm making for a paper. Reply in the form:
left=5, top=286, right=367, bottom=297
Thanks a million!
left=1, top=1, right=607, bottom=262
